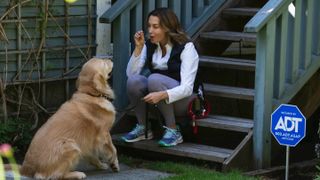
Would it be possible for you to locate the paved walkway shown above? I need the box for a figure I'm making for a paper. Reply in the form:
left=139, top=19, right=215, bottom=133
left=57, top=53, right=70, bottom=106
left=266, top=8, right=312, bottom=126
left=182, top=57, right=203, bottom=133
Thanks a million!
left=86, top=165, right=172, bottom=180
left=5, top=162, right=172, bottom=180
left=80, top=162, right=172, bottom=180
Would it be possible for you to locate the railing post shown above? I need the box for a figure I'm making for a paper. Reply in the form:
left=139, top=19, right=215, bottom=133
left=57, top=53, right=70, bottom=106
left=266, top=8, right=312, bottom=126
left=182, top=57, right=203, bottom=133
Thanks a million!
left=170, top=0, right=181, bottom=20
left=274, top=11, right=289, bottom=99
left=254, top=20, right=276, bottom=168
left=284, top=7, right=295, bottom=88
left=291, top=0, right=306, bottom=81
left=193, top=0, right=204, bottom=17
left=157, top=0, right=168, bottom=8
left=133, top=2, right=143, bottom=32
left=112, top=10, right=130, bottom=110
left=305, top=0, right=315, bottom=66
left=181, top=0, right=192, bottom=28
left=315, top=0, right=320, bottom=55
left=96, top=0, right=112, bottom=55
left=144, top=0, right=155, bottom=20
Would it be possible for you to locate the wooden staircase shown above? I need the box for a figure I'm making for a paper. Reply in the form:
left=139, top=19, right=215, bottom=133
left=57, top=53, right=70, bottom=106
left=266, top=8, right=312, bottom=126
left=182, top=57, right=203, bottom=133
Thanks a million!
left=111, top=0, right=268, bottom=171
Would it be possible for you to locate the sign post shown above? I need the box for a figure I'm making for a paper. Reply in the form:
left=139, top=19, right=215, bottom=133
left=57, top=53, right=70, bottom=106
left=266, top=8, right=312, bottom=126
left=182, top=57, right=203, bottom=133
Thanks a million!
left=271, top=104, right=306, bottom=180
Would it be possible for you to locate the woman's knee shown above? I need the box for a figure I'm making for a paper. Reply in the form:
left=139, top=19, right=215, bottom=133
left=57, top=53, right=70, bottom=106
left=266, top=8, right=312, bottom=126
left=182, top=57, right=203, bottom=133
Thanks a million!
left=127, top=75, right=147, bottom=95
left=148, top=74, right=162, bottom=92
left=147, top=74, right=167, bottom=92
left=148, top=73, right=180, bottom=92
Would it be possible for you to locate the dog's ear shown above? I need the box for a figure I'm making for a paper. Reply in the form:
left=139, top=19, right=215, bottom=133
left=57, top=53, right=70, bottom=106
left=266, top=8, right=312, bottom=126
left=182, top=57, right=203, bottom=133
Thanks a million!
left=106, top=60, right=113, bottom=69
left=76, top=75, right=89, bottom=90
left=93, top=73, right=114, bottom=99
left=93, top=73, right=106, bottom=93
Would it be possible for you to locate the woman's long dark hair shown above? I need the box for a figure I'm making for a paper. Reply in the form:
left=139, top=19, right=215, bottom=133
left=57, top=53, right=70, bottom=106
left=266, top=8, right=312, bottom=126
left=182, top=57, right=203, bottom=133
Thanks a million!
left=147, top=8, right=190, bottom=45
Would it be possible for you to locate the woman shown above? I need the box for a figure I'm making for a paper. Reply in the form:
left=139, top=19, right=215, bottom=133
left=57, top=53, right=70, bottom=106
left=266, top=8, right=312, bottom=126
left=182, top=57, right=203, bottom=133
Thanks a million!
left=121, top=8, right=199, bottom=147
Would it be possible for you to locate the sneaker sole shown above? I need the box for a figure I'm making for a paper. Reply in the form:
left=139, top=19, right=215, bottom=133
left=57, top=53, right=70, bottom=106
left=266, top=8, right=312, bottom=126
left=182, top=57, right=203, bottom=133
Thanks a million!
left=159, top=137, right=183, bottom=147
left=122, top=133, right=153, bottom=143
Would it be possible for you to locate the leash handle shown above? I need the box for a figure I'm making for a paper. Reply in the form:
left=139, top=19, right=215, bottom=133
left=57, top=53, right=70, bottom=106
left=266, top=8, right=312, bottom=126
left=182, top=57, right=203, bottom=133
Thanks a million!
left=193, top=125, right=198, bottom=134
left=145, top=103, right=149, bottom=139
left=191, top=115, right=198, bottom=134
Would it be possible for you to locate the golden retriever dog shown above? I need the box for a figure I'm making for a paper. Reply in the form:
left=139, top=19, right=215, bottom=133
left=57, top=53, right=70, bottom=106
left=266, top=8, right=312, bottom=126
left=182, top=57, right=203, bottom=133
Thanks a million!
left=19, top=58, right=119, bottom=179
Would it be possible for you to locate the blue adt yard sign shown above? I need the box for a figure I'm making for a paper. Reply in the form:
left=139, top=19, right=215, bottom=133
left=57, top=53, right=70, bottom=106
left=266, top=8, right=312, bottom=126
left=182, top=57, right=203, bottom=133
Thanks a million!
left=271, top=104, right=306, bottom=147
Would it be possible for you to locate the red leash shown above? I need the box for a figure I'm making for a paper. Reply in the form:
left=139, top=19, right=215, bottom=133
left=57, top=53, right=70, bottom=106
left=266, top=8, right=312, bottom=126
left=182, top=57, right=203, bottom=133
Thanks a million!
left=188, top=96, right=211, bottom=134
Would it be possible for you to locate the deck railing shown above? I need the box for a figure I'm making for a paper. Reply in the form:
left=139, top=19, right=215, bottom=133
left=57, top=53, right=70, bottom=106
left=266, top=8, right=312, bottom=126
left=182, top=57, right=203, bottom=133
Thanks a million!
left=245, top=0, right=320, bottom=168
left=100, top=0, right=226, bottom=109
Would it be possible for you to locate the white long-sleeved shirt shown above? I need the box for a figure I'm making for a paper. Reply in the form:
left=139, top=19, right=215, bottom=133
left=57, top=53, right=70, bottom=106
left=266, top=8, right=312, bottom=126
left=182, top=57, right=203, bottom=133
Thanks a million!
left=126, top=42, right=199, bottom=104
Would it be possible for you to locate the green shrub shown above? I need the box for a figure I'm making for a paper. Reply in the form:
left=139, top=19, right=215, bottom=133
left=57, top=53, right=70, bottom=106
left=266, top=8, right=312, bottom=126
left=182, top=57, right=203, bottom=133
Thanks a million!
left=0, top=118, right=33, bottom=155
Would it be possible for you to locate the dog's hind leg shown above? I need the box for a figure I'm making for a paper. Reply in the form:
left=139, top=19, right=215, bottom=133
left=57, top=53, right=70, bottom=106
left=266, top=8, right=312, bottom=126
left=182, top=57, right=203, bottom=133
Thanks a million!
left=35, top=139, right=83, bottom=179
left=86, top=156, right=109, bottom=170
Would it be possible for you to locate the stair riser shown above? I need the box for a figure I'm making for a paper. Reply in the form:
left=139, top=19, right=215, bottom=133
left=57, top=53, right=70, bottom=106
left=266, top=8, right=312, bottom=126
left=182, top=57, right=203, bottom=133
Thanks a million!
left=200, top=68, right=255, bottom=89
left=200, top=31, right=256, bottom=43
left=206, top=92, right=254, bottom=101
left=196, top=121, right=252, bottom=132
left=222, top=8, right=260, bottom=17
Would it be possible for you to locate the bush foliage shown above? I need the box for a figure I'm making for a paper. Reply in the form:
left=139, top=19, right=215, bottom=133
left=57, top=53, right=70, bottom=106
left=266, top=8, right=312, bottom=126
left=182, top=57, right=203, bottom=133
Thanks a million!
left=0, top=118, right=33, bottom=155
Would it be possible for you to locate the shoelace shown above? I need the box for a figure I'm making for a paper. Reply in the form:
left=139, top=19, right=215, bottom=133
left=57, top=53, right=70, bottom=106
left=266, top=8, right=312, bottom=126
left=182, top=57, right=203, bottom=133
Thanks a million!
left=130, top=124, right=144, bottom=135
left=162, top=126, right=177, bottom=139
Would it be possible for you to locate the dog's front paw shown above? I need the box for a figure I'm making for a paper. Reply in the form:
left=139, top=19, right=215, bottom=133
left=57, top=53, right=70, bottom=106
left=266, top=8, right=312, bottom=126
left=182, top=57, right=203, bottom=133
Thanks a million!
left=75, top=172, right=87, bottom=179
left=110, top=159, right=120, bottom=172
left=98, top=162, right=109, bottom=170
left=63, top=171, right=87, bottom=179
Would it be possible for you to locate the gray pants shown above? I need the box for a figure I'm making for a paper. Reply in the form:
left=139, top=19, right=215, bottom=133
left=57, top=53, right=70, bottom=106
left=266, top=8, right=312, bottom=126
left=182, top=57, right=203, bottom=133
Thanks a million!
left=127, top=73, right=191, bottom=127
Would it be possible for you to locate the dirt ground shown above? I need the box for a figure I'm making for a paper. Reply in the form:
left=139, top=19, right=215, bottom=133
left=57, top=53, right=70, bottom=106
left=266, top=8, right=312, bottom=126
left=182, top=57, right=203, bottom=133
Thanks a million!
left=245, top=158, right=319, bottom=180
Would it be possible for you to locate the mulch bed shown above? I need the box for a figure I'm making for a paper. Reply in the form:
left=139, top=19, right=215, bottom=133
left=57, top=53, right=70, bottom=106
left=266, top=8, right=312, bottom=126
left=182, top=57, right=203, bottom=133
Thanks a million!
left=245, top=159, right=319, bottom=179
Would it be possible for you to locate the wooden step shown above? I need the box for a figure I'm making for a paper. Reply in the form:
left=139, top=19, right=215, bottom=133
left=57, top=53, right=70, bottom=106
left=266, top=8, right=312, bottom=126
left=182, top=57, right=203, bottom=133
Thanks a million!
left=222, top=42, right=256, bottom=56
left=112, top=134, right=233, bottom=163
left=196, top=115, right=253, bottom=132
left=223, top=7, right=260, bottom=17
left=204, top=83, right=255, bottom=100
left=200, top=31, right=256, bottom=43
left=199, top=56, right=255, bottom=71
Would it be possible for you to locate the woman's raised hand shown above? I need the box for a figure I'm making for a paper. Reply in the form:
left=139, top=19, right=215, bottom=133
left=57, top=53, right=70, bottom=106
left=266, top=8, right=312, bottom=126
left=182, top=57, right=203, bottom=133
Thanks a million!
left=134, top=30, right=145, bottom=48
left=133, top=31, right=145, bottom=57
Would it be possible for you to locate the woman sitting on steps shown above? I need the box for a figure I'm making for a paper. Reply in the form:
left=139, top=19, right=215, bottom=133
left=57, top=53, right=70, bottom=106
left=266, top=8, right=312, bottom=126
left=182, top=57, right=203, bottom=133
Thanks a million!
left=122, top=7, right=199, bottom=147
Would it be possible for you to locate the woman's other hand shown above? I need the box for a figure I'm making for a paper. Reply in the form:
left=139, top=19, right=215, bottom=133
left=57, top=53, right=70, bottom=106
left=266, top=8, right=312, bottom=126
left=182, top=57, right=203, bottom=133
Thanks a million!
left=143, top=91, right=168, bottom=104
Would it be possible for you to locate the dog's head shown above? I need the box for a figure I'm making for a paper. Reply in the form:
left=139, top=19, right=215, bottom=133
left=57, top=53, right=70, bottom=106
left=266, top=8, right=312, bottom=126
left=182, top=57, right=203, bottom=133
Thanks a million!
left=77, top=58, right=114, bottom=99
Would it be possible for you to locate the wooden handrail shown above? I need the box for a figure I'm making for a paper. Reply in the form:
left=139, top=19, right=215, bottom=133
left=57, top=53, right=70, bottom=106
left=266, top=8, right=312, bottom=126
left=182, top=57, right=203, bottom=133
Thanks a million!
left=187, top=0, right=225, bottom=37
left=245, top=0, right=320, bottom=169
left=99, top=0, right=140, bottom=23
left=244, top=0, right=292, bottom=33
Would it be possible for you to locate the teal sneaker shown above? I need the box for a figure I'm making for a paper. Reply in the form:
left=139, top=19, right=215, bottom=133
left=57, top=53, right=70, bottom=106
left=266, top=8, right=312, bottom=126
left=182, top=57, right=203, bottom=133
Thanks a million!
left=158, top=126, right=183, bottom=147
left=121, top=124, right=153, bottom=143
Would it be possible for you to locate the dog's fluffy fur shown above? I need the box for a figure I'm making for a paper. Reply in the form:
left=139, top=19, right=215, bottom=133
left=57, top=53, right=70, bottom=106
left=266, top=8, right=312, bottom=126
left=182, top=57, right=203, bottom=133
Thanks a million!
left=20, top=58, right=119, bottom=179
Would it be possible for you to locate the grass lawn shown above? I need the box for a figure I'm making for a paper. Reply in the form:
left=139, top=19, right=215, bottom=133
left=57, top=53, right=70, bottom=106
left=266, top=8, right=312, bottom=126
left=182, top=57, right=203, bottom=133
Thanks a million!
left=119, top=155, right=259, bottom=180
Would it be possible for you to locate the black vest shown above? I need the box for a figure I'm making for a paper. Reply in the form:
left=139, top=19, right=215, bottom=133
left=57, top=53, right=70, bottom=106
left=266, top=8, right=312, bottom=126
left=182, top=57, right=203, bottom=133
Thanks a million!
left=145, top=40, right=185, bottom=81
left=144, top=40, right=201, bottom=92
